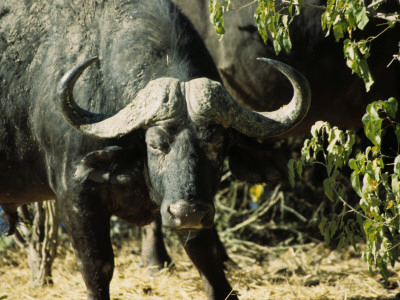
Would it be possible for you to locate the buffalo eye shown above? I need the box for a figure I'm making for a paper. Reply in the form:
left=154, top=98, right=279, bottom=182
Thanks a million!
left=146, top=127, right=171, bottom=155
left=201, top=126, right=225, bottom=161
left=205, top=136, right=225, bottom=162
left=148, top=140, right=170, bottom=154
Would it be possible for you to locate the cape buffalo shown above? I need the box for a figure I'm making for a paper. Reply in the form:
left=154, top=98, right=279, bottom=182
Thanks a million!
left=0, top=0, right=310, bottom=299
left=173, top=0, right=400, bottom=135
left=142, top=0, right=400, bottom=277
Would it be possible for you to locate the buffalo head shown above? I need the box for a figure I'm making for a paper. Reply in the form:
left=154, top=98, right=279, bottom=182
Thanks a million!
left=57, top=57, right=310, bottom=231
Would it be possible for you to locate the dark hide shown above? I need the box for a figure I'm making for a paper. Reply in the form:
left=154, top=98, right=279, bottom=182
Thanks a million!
left=73, top=145, right=158, bottom=226
left=0, top=0, right=298, bottom=299
left=140, top=134, right=284, bottom=272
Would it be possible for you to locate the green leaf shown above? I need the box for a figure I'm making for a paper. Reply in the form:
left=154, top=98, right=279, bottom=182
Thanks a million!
left=395, top=124, right=400, bottom=146
left=296, top=158, right=303, bottom=178
left=363, top=219, right=374, bottom=237
left=392, top=175, right=400, bottom=199
left=329, top=220, right=338, bottom=238
left=319, top=217, right=327, bottom=236
left=321, top=11, right=332, bottom=33
left=311, top=121, right=328, bottom=137
left=327, top=153, right=335, bottom=175
left=358, top=41, right=370, bottom=58
left=323, top=178, right=334, bottom=201
left=394, top=155, right=400, bottom=175
left=362, top=106, right=382, bottom=148
left=351, top=171, right=362, bottom=197
left=398, top=42, right=400, bottom=62
left=282, top=30, right=292, bottom=53
left=384, top=97, right=398, bottom=119
left=282, top=14, right=289, bottom=27
left=343, top=39, right=374, bottom=91
left=333, top=22, right=344, bottom=42
left=223, top=0, right=231, bottom=9
left=209, top=0, right=226, bottom=36
left=344, top=130, right=355, bottom=160
left=355, top=152, right=366, bottom=174
left=273, top=38, right=282, bottom=54
left=319, top=217, right=331, bottom=245
left=337, top=235, right=347, bottom=251
left=254, top=4, right=268, bottom=44
left=325, top=0, right=335, bottom=11
left=349, top=158, right=358, bottom=171
left=358, top=59, right=374, bottom=91
left=344, top=38, right=355, bottom=61
left=356, top=7, right=369, bottom=30
left=345, top=2, right=357, bottom=29
left=301, top=139, right=311, bottom=162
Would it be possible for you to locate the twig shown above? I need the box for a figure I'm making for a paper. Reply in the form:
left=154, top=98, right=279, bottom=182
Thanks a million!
left=316, top=160, right=396, bottom=229
left=310, top=200, right=326, bottom=222
left=268, top=242, right=317, bottom=252
left=368, top=10, right=400, bottom=23
left=281, top=0, right=326, bottom=10
left=184, top=231, right=191, bottom=247
left=231, top=239, right=272, bottom=253
left=225, top=272, right=241, bottom=300
left=387, top=55, right=400, bottom=67
left=227, top=185, right=281, bottom=233
left=221, top=171, right=232, bottom=182
left=230, top=0, right=257, bottom=11
left=364, top=25, right=391, bottom=43
left=284, top=270, right=298, bottom=298
left=282, top=204, right=307, bottom=222
left=367, top=0, right=386, bottom=9
left=269, top=0, right=400, bottom=23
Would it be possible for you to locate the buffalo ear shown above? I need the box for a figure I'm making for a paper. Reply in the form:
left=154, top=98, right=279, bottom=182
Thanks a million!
left=228, top=136, right=285, bottom=183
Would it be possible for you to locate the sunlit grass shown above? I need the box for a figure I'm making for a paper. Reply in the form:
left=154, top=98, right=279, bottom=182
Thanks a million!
left=1, top=238, right=399, bottom=300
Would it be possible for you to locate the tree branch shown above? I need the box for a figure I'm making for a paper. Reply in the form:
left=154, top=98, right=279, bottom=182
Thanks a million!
left=277, top=0, right=400, bottom=23
left=367, top=10, right=400, bottom=23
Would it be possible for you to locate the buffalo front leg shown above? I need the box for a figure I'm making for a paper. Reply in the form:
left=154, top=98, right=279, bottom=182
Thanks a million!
left=141, top=220, right=229, bottom=270
left=60, top=197, right=114, bottom=300
left=178, top=228, right=238, bottom=300
left=141, top=218, right=171, bottom=270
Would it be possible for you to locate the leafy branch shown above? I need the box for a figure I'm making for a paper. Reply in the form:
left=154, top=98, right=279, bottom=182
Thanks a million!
left=209, top=0, right=400, bottom=91
left=289, top=98, right=400, bottom=280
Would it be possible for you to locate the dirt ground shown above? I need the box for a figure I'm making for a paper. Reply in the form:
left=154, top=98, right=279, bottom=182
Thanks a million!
left=1, top=238, right=400, bottom=300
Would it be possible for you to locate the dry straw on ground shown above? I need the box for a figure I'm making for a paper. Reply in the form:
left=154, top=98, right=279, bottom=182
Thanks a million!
left=1, top=238, right=399, bottom=300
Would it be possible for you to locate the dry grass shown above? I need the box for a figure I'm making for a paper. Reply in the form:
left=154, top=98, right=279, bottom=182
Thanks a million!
left=1, top=238, right=400, bottom=300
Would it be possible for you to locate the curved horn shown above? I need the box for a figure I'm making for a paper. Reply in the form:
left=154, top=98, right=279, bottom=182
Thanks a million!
left=187, top=58, right=311, bottom=138
left=57, top=58, right=183, bottom=138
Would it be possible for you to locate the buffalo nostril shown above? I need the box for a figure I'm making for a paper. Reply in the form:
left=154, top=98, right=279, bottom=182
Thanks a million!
left=168, top=201, right=184, bottom=218
left=167, top=204, right=183, bottom=226
left=167, top=201, right=212, bottom=228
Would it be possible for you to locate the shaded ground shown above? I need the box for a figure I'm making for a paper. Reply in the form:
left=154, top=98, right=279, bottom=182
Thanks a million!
left=1, top=238, right=400, bottom=300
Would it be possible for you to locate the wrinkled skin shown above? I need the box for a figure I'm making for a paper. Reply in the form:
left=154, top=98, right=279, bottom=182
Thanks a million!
left=144, top=122, right=239, bottom=299
left=145, top=124, right=226, bottom=227
left=0, top=0, right=311, bottom=299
